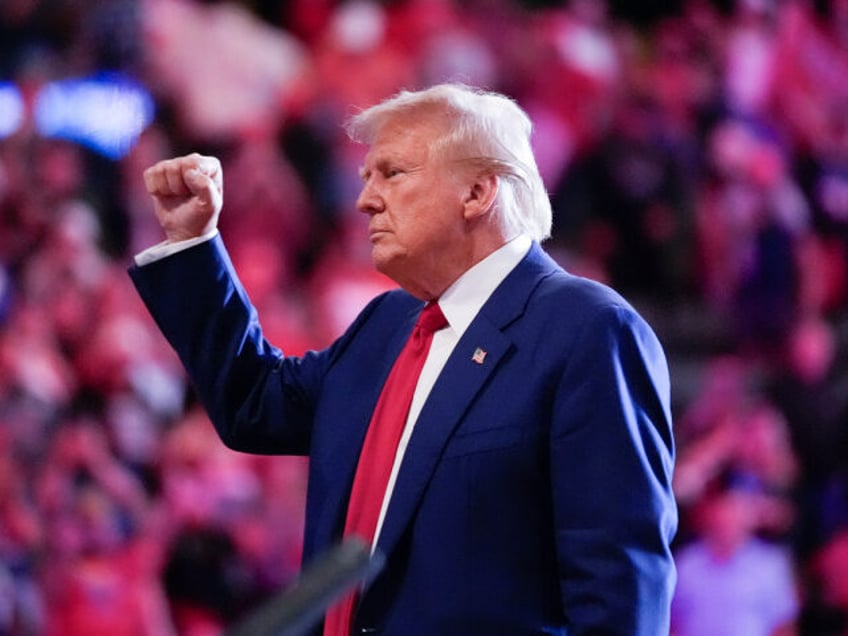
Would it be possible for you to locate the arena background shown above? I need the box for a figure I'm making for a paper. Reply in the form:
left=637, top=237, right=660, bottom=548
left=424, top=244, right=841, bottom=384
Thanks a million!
left=2, top=0, right=848, bottom=634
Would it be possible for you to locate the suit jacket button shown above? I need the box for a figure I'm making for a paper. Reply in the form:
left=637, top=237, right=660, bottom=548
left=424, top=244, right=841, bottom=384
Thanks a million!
left=358, top=628, right=377, bottom=634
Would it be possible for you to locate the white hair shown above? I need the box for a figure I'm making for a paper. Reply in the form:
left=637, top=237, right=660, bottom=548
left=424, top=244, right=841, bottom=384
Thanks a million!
left=345, top=83, right=552, bottom=242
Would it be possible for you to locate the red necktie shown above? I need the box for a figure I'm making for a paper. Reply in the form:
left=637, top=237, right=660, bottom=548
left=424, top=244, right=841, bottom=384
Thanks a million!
left=323, top=301, right=448, bottom=636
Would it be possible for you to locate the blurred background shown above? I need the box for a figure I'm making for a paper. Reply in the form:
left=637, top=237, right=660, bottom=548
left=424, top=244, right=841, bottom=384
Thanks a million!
left=1, top=0, right=848, bottom=634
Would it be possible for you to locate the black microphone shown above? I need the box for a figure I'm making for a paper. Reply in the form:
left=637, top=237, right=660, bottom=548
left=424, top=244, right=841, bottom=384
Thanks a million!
left=225, top=537, right=385, bottom=636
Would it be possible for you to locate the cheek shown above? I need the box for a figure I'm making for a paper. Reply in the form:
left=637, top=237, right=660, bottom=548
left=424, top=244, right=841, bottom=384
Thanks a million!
left=389, top=183, right=464, bottom=247
left=404, top=213, right=453, bottom=254
left=388, top=200, right=428, bottom=242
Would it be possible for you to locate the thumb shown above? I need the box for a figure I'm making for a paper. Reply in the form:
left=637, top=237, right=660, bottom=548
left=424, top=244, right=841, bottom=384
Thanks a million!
left=183, top=167, right=221, bottom=211
left=184, top=167, right=209, bottom=195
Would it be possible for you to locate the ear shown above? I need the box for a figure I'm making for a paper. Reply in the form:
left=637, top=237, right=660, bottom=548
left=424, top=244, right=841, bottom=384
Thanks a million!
left=462, top=173, right=499, bottom=221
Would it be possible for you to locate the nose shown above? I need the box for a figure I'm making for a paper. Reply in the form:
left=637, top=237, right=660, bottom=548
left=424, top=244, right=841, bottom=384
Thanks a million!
left=356, top=178, right=384, bottom=215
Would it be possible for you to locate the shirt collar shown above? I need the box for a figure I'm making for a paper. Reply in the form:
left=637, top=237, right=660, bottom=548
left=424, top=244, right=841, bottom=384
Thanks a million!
left=438, top=235, right=532, bottom=337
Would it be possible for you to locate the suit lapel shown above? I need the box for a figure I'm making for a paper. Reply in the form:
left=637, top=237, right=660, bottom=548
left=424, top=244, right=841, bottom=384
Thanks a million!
left=373, top=242, right=559, bottom=564
left=309, top=299, right=422, bottom=557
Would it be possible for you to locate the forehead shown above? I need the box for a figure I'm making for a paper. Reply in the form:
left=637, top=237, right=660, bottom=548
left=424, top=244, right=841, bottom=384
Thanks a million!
left=363, top=112, right=446, bottom=163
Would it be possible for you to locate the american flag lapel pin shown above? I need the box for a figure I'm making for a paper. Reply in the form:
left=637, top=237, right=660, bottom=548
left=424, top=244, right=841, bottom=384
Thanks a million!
left=472, top=347, right=487, bottom=365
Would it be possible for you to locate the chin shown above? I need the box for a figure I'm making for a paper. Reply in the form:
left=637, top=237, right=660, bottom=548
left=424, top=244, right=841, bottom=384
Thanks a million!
left=371, top=245, right=401, bottom=274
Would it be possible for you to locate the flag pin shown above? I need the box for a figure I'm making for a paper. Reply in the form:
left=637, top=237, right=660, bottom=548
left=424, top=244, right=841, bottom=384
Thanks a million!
left=472, top=347, right=487, bottom=365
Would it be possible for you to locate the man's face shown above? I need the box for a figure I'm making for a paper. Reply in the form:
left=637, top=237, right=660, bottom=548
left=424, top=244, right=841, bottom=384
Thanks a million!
left=356, top=114, right=469, bottom=299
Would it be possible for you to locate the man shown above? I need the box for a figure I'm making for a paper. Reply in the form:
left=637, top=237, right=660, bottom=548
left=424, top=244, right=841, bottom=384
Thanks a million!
left=130, top=84, right=677, bottom=635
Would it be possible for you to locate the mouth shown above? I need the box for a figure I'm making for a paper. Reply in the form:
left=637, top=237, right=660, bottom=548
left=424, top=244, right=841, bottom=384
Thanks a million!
left=369, top=229, right=389, bottom=242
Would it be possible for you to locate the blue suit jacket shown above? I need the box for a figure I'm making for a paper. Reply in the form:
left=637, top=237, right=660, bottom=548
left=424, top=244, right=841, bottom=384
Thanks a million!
left=130, top=235, right=677, bottom=635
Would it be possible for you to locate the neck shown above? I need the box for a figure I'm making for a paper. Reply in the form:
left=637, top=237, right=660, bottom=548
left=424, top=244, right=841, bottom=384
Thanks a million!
left=409, top=232, right=513, bottom=300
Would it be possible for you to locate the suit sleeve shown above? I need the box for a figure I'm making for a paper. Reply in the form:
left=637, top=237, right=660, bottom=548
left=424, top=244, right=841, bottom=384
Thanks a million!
left=550, top=302, right=677, bottom=635
left=128, top=234, right=360, bottom=455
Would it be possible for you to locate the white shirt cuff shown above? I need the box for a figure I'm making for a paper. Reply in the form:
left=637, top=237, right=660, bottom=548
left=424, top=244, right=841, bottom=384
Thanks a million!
left=133, top=229, right=219, bottom=267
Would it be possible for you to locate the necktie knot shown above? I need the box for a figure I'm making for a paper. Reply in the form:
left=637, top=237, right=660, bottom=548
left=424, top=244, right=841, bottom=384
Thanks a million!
left=417, top=302, right=448, bottom=335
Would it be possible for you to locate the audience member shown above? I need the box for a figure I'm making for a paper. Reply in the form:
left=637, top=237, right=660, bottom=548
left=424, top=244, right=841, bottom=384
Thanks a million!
left=672, top=470, right=800, bottom=636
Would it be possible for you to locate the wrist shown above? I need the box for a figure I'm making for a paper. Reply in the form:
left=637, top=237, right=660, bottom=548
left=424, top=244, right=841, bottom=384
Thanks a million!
left=134, top=229, right=219, bottom=267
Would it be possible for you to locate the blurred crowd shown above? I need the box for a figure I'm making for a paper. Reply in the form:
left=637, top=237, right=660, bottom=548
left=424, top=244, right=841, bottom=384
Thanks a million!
left=1, top=0, right=848, bottom=634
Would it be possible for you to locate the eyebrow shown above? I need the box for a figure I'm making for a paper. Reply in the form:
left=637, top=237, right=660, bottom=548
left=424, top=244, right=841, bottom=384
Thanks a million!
left=358, top=157, right=414, bottom=181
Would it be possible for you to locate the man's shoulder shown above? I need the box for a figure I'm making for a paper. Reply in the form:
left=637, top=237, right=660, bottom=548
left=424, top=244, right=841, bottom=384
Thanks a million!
left=518, top=243, right=632, bottom=310
left=487, top=244, right=650, bottom=339
left=531, top=263, right=639, bottom=325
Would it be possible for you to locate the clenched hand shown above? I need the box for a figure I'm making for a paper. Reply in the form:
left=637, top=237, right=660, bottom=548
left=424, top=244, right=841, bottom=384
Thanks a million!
left=143, top=153, right=223, bottom=242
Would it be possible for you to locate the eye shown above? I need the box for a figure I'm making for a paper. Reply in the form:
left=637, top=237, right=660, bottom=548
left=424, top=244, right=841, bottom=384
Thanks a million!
left=385, top=167, right=404, bottom=179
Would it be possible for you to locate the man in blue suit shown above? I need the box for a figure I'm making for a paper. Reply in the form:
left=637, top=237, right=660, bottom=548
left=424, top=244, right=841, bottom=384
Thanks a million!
left=130, top=84, right=676, bottom=635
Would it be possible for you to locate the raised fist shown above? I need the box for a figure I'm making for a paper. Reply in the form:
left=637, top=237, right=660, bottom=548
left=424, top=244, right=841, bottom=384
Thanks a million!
left=143, top=153, right=223, bottom=242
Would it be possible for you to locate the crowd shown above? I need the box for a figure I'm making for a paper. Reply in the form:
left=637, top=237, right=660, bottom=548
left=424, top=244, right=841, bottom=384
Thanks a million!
left=1, top=0, right=848, bottom=634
